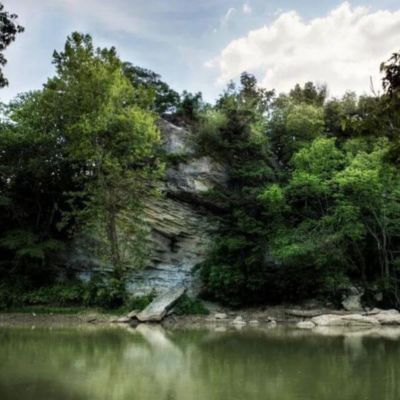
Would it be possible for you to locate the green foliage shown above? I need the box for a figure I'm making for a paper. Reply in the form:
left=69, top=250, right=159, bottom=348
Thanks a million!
left=83, top=277, right=126, bottom=309
left=52, top=33, right=163, bottom=278
left=262, top=136, right=400, bottom=304
left=381, top=50, right=400, bottom=98
left=22, top=283, right=85, bottom=306
left=0, top=282, right=85, bottom=311
left=128, top=292, right=155, bottom=311
left=122, top=62, right=180, bottom=114
left=0, top=2, right=24, bottom=87
left=2, top=31, right=400, bottom=309
left=289, top=82, right=327, bottom=106
left=199, top=68, right=400, bottom=307
left=269, top=98, right=325, bottom=165
left=0, top=230, right=64, bottom=260
left=258, top=184, right=286, bottom=214
left=0, top=32, right=163, bottom=286
left=0, top=284, right=22, bottom=310
left=173, top=294, right=209, bottom=315
left=175, top=91, right=205, bottom=123
left=0, top=280, right=129, bottom=311
left=198, top=73, right=275, bottom=305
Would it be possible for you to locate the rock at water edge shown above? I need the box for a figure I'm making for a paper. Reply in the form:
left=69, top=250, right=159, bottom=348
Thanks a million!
left=137, top=287, right=186, bottom=322
left=297, top=321, right=316, bottom=329
left=374, top=309, right=400, bottom=325
left=312, top=314, right=379, bottom=327
left=232, top=316, right=247, bottom=326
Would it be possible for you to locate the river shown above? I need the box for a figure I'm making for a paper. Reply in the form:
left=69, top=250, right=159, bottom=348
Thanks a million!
left=0, top=324, right=399, bottom=400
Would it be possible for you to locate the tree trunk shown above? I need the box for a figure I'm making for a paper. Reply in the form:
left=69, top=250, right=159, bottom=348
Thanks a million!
left=107, top=208, right=122, bottom=279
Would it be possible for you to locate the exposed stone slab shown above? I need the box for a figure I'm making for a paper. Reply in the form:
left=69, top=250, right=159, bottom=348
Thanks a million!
left=137, top=287, right=186, bottom=322
left=311, top=314, right=380, bottom=327
left=286, top=309, right=325, bottom=318
left=374, top=309, right=400, bottom=325
left=126, top=310, right=139, bottom=319
left=285, top=309, right=354, bottom=318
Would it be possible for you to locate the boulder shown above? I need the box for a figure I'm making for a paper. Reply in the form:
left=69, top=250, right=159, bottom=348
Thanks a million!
left=341, top=286, right=364, bottom=311
left=249, top=320, right=260, bottom=325
left=137, top=287, right=186, bottom=322
left=297, top=321, right=316, bottom=329
left=232, top=316, right=247, bottom=326
left=215, top=313, right=228, bottom=320
left=374, top=309, right=400, bottom=325
left=312, top=314, right=379, bottom=327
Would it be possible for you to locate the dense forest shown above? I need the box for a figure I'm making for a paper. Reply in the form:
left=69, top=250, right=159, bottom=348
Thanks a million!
left=1, top=3, right=400, bottom=310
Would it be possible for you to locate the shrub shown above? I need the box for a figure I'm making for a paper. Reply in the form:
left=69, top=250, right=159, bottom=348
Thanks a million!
left=0, top=284, right=22, bottom=310
left=22, top=283, right=85, bottom=306
left=173, top=294, right=209, bottom=315
left=83, top=277, right=126, bottom=309
left=128, top=291, right=155, bottom=311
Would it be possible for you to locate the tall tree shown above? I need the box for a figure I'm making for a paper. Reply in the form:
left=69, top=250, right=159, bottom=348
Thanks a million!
left=49, top=33, right=163, bottom=279
left=122, top=62, right=180, bottom=114
left=0, top=33, right=163, bottom=284
left=199, top=73, right=275, bottom=305
left=0, top=2, right=24, bottom=87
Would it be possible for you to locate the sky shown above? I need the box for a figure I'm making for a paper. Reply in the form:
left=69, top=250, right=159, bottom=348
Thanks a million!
left=1, top=0, right=400, bottom=103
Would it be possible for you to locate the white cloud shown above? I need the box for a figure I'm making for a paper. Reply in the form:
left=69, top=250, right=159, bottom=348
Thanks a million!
left=243, top=3, right=252, bottom=15
left=207, top=2, right=400, bottom=97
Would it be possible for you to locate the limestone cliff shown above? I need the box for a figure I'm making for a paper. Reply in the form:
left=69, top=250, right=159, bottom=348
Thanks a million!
left=126, top=119, right=226, bottom=295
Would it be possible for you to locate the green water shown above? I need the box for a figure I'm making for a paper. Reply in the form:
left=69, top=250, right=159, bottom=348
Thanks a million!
left=0, top=324, right=399, bottom=400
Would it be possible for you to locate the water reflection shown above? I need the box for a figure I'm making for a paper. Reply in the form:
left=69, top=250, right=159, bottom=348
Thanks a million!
left=0, top=324, right=399, bottom=400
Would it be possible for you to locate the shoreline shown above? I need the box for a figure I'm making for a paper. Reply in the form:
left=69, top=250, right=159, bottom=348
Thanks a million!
left=0, top=305, right=314, bottom=327
left=0, top=304, right=332, bottom=326
left=2, top=312, right=400, bottom=341
left=1, top=305, right=399, bottom=328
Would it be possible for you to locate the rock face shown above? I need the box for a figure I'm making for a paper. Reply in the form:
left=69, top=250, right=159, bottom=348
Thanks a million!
left=126, top=197, right=212, bottom=295
left=68, top=119, right=226, bottom=296
left=127, top=120, right=227, bottom=295
left=137, top=286, right=186, bottom=322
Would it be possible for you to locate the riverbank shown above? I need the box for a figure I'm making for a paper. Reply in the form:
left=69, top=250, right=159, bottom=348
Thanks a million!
left=0, top=305, right=310, bottom=327
left=1, top=305, right=396, bottom=327
left=3, top=310, right=400, bottom=342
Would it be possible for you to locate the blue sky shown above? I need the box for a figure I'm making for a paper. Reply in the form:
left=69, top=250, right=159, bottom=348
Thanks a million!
left=1, top=0, right=400, bottom=103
